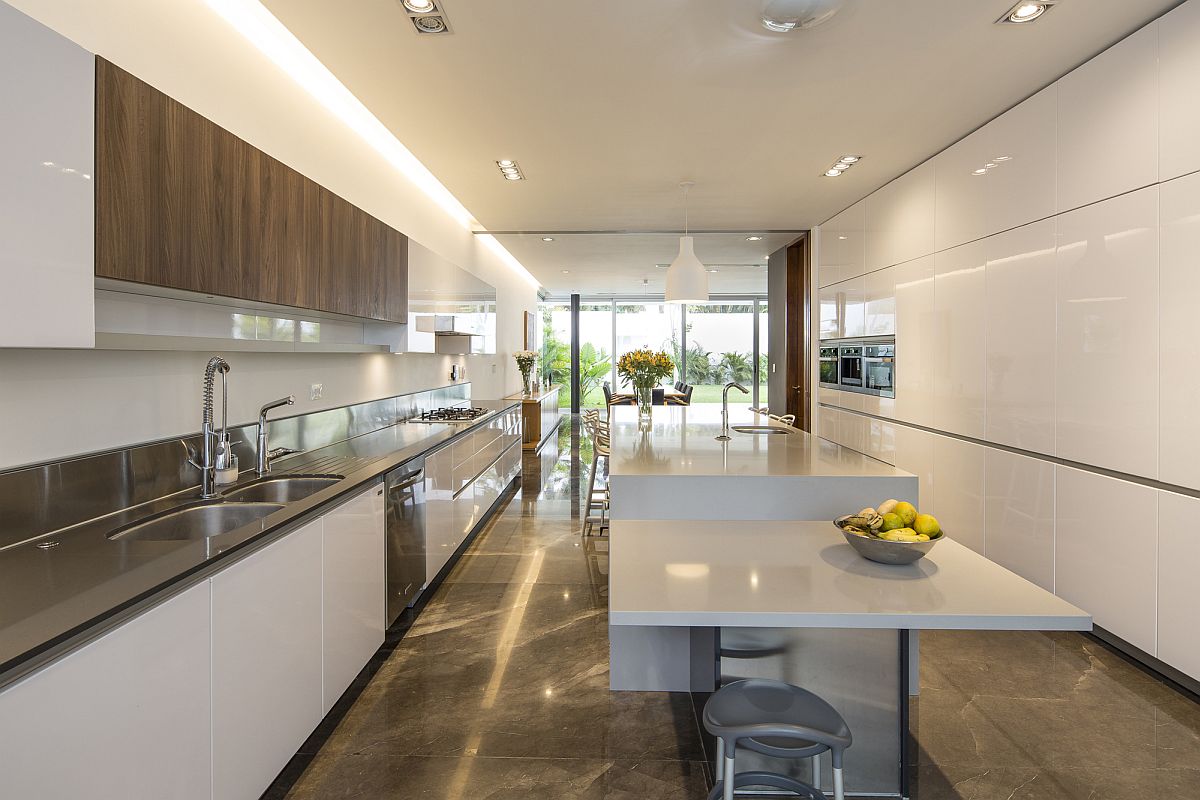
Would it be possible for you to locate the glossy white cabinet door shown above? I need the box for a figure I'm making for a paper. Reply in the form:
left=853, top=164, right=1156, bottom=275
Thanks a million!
left=212, top=521, right=323, bottom=800
left=1055, top=466, right=1157, bottom=654
left=862, top=417, right=896, bottom=466
left=866, top=161, right=935, bottom=271
left=933, top=241, right=986, bottom=439
left=892, top=424, right=934, bottom=511
left=424, top=444, right=456, bottom=579
left=984, top=449, right=1054, bottom=592
left=1054, top=187, right=1159, bottom=479
left=934, top=125, right=990, bottom=251
left=1159, top=0, right=1200, bottom=181
left=932, top=435, right=985, bottom=555
left=984, top=220, right=1056, bottom=455
left=864, top=266, right=895, bottom=337
left=1159, top=172, right=1200, bottom=490
left=818, top=282, right=842, bottom=340
left=0, top=582, right=211, bottom=800
left=841, top=276, right=866, bottom=340
left=1158, top=492, right=1200, bottom=680
left=818, top=201, right=867, bottom=287
left=0, top=3, right=94, bottom=347
left=892, top=256, right=936, bottom=427
left=322, top=483, right=386, bottom=714
left=1056, top=22, right=1159, bottom=212
left=986, top=85, right=1057, bottom=235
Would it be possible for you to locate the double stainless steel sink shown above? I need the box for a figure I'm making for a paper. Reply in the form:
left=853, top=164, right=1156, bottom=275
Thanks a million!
left=732, top=425, right=792, bottom=435
left=107, top=475, right=343, bottom=542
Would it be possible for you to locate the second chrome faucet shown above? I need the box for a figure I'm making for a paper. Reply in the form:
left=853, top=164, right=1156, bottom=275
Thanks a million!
left=257, top=395, right=297, bottom=476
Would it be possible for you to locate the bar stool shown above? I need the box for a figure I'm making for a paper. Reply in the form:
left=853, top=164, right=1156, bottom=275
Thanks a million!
left=581, top=410, right=610, bottom=536
left=703, top=678, right=852, bottom=800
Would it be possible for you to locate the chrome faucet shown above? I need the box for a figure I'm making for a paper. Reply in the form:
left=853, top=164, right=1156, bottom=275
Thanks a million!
left=199, top=356, right=231, bottom=499
left=257, top=395, right=297, bottom=476
left=716, top=381, right=750, bottom=441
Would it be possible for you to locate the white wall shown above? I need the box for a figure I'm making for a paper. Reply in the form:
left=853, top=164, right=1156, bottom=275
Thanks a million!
left=815, top=0, right=1200, bottom=682
left=1, top=0, right=538, bottom=469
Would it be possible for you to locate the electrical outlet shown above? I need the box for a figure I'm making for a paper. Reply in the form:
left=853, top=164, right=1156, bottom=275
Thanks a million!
left=309, top=383, right=323, bottom=401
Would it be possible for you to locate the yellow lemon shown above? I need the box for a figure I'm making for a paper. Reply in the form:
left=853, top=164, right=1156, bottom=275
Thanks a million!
left=881, top=513, right=904, bottom=532
left=913, top=514, right=941, bottom=538
left=894, top=502, right=918, bottom=526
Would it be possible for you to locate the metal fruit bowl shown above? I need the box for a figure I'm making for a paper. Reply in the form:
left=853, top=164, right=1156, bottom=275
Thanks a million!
left=833, top=516, right=943, bottom=565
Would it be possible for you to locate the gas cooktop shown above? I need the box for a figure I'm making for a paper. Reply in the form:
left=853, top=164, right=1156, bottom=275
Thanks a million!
left=408, top=407, right=491, bottom=424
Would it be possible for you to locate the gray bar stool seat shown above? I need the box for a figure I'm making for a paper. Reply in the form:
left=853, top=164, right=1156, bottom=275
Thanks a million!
left=703, top=678, right=852, bottom=800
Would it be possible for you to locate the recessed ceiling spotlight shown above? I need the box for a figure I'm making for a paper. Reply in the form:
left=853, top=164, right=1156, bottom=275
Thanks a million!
left=994, top=155, right=1012, bottom=161
left=761, top=0, right=842, bottom=33
left=402, top=0, right=435, bottom=12
left=708, top=268, right=719, bottom=273
left=541, top=236, right=554, bottom=242
left=561, top=270, right=570, bottom=274
left=839, top=155, right=861, bottom=164
left=746, top=235, right=764, bottom=241
left=824, top=169, right=843, bottom=178
left=838, top=235, right=848, bottom=240
left=822, top=154, right=862, bottom=177
left=997, top=1, right=1055, bottom=24
left=972, top=168, right=988, bottom=175
left=412, top=14, right=447, bottom=33
left=985, top=162, right=997, bottom=168
left=496, top=160, right=524, bottom=181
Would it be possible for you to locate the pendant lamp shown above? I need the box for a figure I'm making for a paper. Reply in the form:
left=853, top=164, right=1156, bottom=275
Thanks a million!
left=665, top=181, right=709, bottom=303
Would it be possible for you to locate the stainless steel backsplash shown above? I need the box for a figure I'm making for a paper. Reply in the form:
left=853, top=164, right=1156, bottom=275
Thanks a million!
left=0, top=383, right=469, bottom=549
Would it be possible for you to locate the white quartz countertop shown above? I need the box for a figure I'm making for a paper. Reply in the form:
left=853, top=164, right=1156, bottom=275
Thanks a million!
left=607, top=404, right=911, bottom=480
left=609, top=520, right=1092, bottom=631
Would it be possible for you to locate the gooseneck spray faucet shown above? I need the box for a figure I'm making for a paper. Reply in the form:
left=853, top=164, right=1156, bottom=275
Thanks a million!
left=257, top=395, right=297, bottom=476
left=716, top=381, right=750, bottom=441
left=200, top=356, right=231, bottom=499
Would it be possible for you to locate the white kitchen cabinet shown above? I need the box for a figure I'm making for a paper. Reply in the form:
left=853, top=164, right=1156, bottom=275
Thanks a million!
left=892, top=424, right=934, bottom=512
left=866, top=161, right=935, bottom=271
left=1158, top=491, right=1200, bottom=681
left=1056, top=22, right=1159, bottom=212
left=212, top=520, right=323, bottom=800
left=932, top=435, right=986, bottom=555
left=0, top=2, right=94, bottom=348
left=1160, top=1, right=1200, bottom=181
left=986, top=85, right=1057, bottom=235
left=1159, top=172, right=1200, bottom=490
left=0, top=582, right=211, bottom=800
left=818, top=201, right=867, bottom=286
left=984, top=220, right=1056, bottom=455
left=322, top=482, right=386, bottom=714
left=984, top=448, right=1054, bottom=592
left=891, top=256, right=936, bottom=428
left=934, top=125, right=990, bottom=252
left=425, top=443, right=457, bottom=579
left=818, top=282, right=841, bottom=340
left=1055, top=467, right=1157, bottom=655
left=864, top=266, right=895, bottom=337
left=933, top=241, right=986, bottom=440
left=841, top=276, right=867, bottom=340
left=1055, top=187, right=1159, bottom=480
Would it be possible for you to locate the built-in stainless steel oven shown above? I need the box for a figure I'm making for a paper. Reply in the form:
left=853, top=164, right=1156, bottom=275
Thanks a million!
left=819, top=345, right=839, bottom=388
left=862, top=342, right=895, bottom=398
left=838, top=343, right=864, bottom=389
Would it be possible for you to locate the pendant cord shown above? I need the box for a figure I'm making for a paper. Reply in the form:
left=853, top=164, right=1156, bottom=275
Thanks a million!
left=683, top=184, right=689, bottom=236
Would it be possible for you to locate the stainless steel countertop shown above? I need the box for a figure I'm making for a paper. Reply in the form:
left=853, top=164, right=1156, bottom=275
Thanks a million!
left=0, top=399, right=520, bottom=687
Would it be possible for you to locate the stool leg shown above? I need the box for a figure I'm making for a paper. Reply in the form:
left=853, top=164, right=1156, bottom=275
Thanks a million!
left=714, top=738, right=724, bottom=782
left=811, top=755, right=821, bottom=794
left=832, top=766, right=844, bottom=800
left=582, top=449, right=599, bottom=536
left=722, top=748, right=736, bottom=800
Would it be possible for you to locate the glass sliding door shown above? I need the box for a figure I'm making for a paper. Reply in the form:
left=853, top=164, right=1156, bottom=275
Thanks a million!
left=684, top=303, right=756, bottom=404
left=757, top=301, right=769, bottom=408
left=538, top=302, right=571, bottom=389
left=578, top=302, right=614, bottom=408
left=614, top=303, right=683, bottom=393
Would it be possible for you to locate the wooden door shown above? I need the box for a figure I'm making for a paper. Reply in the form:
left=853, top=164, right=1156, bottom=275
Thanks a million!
left=785, top=235, right=812, bottom=431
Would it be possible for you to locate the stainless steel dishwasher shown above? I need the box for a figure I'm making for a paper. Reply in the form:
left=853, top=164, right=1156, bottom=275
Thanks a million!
left=385, top=456, right=426, bottom=625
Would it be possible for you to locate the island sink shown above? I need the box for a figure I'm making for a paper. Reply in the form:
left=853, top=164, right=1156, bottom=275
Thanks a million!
left=221, top=474, right=343, bottom=503
left=731, top=425, right=790, bottom=435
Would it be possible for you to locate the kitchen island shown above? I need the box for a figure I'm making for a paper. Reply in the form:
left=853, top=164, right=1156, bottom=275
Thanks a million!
left=503, top=384, right=561, bottom=452
left=604, top=406, right=1091, bottom=797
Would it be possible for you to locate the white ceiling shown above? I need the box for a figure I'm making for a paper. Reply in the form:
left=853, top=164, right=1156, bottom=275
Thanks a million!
left=264, top=0, right=1179, bottom=294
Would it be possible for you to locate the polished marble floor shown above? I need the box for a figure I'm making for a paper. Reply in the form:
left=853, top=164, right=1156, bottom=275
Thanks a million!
left=273, top=416, right=1200, bottom=800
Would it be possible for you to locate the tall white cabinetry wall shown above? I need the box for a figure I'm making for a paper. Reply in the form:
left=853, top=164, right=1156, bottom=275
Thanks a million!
left=814, top=0, right=1200, bottom=683
left=0, top=2, right=94, bottom=347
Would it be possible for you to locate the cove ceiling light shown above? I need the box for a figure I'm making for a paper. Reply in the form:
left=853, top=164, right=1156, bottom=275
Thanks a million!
left=204, top=0, right=540, bottom=290
left=664, top=181, right=709, bottom=303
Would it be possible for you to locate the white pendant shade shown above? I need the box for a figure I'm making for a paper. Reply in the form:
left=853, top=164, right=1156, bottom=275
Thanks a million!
left=664, top=236, right=709, bottom=303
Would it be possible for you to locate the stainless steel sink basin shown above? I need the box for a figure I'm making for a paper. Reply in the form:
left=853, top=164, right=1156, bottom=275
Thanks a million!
left=108, top=501, right=284, bottom=542
left=221, top=474, right=343, bottom=504
left=731, top=425, right=792, bottom=435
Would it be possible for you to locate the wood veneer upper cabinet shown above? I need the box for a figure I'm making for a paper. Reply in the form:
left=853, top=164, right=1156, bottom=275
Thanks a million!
left=95, top=59, right=407, bottom=322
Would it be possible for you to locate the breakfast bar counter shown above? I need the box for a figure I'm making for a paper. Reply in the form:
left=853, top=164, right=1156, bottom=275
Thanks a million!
left=503, top=384, right=561, bottom=452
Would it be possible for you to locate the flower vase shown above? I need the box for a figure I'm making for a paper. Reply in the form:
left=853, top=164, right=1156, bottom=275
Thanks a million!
left=522, top=371, right=534, bottom=396
left=636, top=385, right=653, bottom=419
